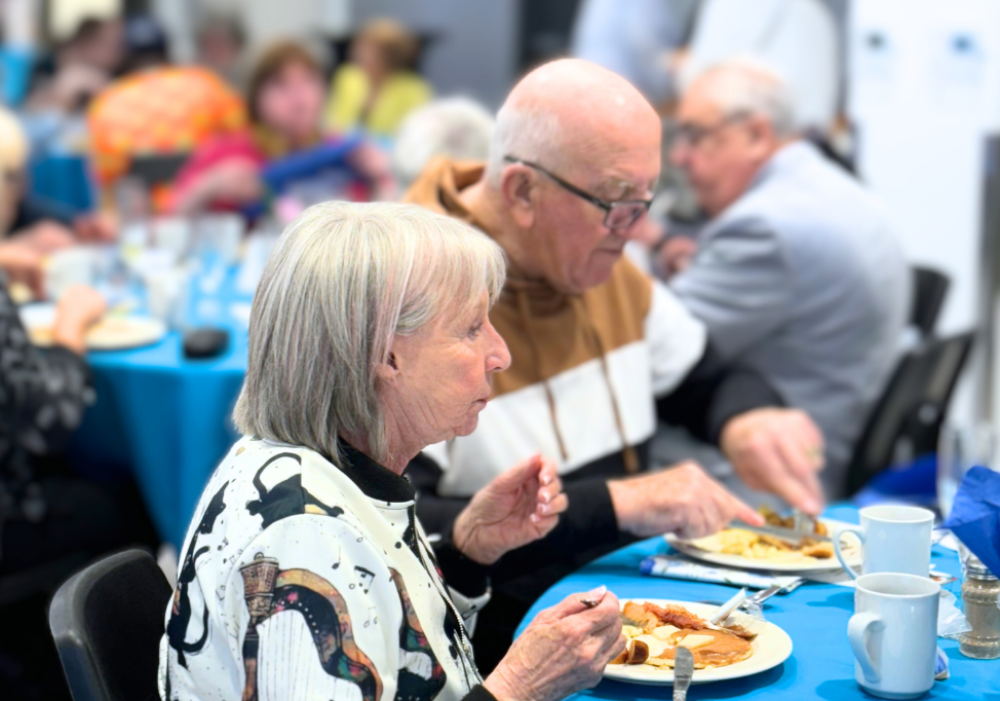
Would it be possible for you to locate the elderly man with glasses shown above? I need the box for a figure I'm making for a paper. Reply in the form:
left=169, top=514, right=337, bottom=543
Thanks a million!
left=403, top=58, right=825, bottom=670
left=667, top=60, right=909, bottom=504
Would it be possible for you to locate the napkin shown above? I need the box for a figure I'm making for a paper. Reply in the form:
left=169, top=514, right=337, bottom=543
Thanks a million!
left=941, top=466, right=1000, bottom=577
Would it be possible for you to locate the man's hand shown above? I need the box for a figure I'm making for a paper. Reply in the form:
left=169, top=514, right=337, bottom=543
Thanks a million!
left=719, top=407, right=826, bottom=515
left=453, top=453, right=567, bottom=565
left=607, top=461, right=763, bottom=539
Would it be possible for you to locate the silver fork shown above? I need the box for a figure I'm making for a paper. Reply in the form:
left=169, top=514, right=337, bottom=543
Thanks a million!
left=673, top=646, right=694, bottom=701
left=745, top=584, right=782, bottom=608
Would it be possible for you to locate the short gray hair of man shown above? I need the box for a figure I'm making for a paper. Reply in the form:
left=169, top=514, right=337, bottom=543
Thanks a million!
left=393, top=97, right=495, bottom=187
left=485, top=100, right=565, bottom=186
left=692, top=58, right=799, bottom=138
left=233, top=201, right=507, bottom=466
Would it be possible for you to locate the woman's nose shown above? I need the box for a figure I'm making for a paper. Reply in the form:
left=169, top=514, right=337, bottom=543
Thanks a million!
left=487, top=326, right=511, bottom=373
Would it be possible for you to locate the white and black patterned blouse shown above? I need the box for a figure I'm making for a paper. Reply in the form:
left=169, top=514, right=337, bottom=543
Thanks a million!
left=159, top=436, right=497, bottom=701
left=0, top=282, right=92, bottom=543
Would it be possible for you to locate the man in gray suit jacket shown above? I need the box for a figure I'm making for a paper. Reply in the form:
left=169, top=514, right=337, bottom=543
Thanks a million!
left=668, top=60, right=910, bottom=500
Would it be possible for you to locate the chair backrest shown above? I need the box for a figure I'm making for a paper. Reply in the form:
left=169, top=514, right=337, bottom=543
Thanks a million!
left=49, top=549, right=171, bottom=701
left=910, top=266, right=951, bottom=339
left=845, top=330, right=975, bottom=495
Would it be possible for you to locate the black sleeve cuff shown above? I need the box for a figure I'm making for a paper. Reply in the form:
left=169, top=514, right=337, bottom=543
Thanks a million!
left=706, top=367, right=785, bottom=443
left=434, top=534, right=491, bottom=598
left=558, top=478, right=621, bottom=550
left=464, top=685, right=498, bottom=701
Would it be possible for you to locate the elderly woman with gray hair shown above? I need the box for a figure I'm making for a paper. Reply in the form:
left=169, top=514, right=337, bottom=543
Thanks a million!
left=159, top=202, right=624, bottom=701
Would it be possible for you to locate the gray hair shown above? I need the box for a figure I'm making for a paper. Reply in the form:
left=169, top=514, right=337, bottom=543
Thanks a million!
left=392, top=97, right=495, bottom=187
left=233, top=201, right=506, bottom=466
left=692, top=58, right=798, bottom=138
left=485, top=100, right=565, bottom=186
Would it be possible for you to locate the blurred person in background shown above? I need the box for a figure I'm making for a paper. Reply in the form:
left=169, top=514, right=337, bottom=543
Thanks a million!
left=24, top=16, right=124, bottom=117
left=326, top=17, right=433, bottom=138
left=194, top=12, right=248, bottom=91
left=0, top=108, right=115, bottom=255
left=171, top=41, right=394, bottom=215
left=392, top=97, right=494, bottom=188
left=87, top=15, right=248, bottom=210
left=668, top=60, right=909, bottom=498
left=0, top=179, right=154, bottom=699
left=404, top=58, right=826, bottom=670
left=677, top=0, right=839, bottom=132
left=571, top=0, right=697, bottom=110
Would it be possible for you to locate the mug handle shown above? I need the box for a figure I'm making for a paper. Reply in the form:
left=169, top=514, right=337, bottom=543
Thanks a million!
left=834, top=526, right=865, bottom=580
left=848, top=612, right=883, bottom=683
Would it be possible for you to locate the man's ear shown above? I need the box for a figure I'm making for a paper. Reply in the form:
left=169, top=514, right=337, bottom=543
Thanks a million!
left=499, top=165, right=537, bottom=230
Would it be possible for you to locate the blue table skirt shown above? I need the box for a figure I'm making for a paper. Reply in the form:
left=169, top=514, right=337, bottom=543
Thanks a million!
left=516, top=505, right=1000, bottom=700
left=68, top=276, right=251, bottom=547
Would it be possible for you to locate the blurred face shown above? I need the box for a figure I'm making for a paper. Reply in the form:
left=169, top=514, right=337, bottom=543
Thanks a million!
left=670, top=85, right=775, bottom=218
left=256, top=61, right=325, bottom=144
left=380, top=292, right=511, bottom=445
left=80, top=20, right=125, bottom=72
left=517, top=143, right=660, bottom=294
left=198, top=28, right=241, bottom=72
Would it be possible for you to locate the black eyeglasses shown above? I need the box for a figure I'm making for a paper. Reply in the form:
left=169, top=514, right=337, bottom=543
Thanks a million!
left=673, top=113, right=749, bottom=150
left=503, top=156, right=652, bottom=231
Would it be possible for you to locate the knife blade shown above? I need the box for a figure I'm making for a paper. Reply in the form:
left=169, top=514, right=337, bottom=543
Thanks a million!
left=672, top=646, right=694, bottom=701
left=730, top=520, right=832, bottom=545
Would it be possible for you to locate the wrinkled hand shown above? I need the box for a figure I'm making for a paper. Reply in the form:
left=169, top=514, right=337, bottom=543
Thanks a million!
left=608, top=461, right=764, bottom=538
left=485, top=586, right=624, bottom=701
left=720, top=407, right=826, bottom=516
left=453, top=454, right=566, bottom=565
left=0, top=240, right=44, bottom=297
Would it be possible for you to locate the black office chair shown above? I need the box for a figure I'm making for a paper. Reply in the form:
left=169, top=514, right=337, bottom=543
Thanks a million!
left=845, top=330, right=975, bottom=496
left=49, top=549, right=171, bottom=701
left=910, top=266, right=951, bottom=340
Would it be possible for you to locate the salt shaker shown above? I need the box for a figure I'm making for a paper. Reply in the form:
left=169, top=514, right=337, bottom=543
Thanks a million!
left=959, top=556, right=1000, bottom=659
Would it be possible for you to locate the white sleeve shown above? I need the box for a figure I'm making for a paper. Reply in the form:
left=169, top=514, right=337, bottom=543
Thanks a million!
left=645, top=280, right=707, bottom=397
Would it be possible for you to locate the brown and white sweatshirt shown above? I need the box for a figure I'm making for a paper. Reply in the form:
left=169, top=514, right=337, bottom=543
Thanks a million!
left=402, top=159, right=784, bottom=665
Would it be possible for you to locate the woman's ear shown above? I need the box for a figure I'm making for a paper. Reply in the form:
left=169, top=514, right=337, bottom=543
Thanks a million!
left=375, top=350, right=401, bottom=382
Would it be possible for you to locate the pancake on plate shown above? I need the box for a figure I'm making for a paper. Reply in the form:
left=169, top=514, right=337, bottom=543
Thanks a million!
left=612, top=601, right=755, bottom=670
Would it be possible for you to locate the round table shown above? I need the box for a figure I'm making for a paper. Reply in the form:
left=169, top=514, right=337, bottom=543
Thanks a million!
left=68, top=267, right=251, bottom=547
left=516, top=505, right=999, bottom=700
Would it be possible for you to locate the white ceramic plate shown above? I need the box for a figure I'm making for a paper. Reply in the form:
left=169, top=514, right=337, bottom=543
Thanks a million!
left=604, top=599, right=793, bottom=685
left=20, top=303, right=167, bottom=351
left=665, top=518, right=862, bottom=572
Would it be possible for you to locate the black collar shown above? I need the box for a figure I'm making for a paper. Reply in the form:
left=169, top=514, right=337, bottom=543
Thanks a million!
left=337, top=440, right=416, bottom=503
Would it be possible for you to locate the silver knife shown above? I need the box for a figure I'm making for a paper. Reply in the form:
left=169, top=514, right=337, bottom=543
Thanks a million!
left=730, top=520, right=832, bottom=545
left=673, top=646, right=694, bottom=701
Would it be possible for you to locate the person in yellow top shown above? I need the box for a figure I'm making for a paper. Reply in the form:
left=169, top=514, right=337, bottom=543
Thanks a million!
left=325, top=17, right=433, bottom=138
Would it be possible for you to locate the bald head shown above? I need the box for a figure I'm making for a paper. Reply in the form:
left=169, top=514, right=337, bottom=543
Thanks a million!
left=487, top=59, right=661, bottom=189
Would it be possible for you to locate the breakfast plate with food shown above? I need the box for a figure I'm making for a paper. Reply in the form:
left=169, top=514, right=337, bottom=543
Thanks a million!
left=665, top=509, right=862, bottom=572
left=605, top=599, right=792, bottom=685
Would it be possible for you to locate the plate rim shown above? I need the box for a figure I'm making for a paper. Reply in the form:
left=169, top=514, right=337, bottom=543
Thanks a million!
left=604, top=598, right=793, bottom=686
left=664, top=518, right=862, bottom=572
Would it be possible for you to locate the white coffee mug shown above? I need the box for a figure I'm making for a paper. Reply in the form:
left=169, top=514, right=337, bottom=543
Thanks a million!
left=849, top=573, right=940, bottom=699
left=834, top=505, right=934, bottom=580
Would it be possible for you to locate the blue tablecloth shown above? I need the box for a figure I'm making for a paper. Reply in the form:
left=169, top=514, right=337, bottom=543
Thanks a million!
left=69, top=269, right=251, bottom=547
left=517, top=505, right=1000, bottom=700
